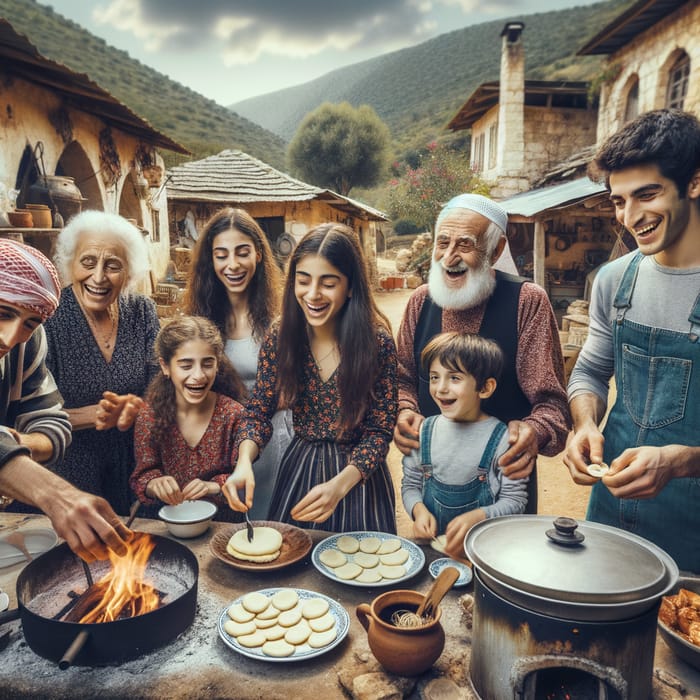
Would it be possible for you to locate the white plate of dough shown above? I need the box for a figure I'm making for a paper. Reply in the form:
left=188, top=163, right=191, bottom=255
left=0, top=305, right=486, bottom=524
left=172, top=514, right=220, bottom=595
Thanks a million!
left=311, top=531, right=425, bottom=587
left=0, top=528, right=58, bottom=568
left=218, top=587, right=350, bottom=662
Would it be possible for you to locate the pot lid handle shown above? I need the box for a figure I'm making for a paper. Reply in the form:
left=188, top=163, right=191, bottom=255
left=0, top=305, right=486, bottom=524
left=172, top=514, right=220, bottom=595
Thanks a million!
left=545, top=517, right=585, bottom=547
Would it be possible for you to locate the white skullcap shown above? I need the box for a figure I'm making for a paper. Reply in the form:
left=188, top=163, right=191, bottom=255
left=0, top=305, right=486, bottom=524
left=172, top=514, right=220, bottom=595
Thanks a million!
left=435, top=194, right=508, bottom=234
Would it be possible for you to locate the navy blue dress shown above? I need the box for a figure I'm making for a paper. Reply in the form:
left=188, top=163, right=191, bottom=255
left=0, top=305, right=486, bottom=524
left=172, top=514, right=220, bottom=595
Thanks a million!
left=44, top=286, right=159, bottom=515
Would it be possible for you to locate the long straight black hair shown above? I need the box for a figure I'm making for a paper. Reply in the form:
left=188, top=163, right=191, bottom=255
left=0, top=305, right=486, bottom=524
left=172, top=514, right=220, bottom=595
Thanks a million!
left=276, top=223, right=391, bottom=434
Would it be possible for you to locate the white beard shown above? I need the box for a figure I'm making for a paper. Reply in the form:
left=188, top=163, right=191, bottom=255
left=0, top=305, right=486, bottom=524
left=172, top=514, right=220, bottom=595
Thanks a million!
left=427, top=257, right=496, bottom=310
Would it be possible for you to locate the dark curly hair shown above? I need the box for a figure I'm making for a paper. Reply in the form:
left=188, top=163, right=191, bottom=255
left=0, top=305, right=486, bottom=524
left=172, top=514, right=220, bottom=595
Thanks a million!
left=589, top=109, right=700, bottom=195
left=146, top=315, right=246, bottom=443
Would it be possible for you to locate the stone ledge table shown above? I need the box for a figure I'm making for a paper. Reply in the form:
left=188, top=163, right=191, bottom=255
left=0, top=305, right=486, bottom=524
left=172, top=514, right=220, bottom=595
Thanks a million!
left=0, top=512, right=698, bottom=700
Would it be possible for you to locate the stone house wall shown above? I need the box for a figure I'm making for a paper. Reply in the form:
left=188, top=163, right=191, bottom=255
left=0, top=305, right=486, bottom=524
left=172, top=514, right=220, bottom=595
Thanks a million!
left=0, top=70, right=172, bottom=286
left=596, top=0, right=700, bottom=141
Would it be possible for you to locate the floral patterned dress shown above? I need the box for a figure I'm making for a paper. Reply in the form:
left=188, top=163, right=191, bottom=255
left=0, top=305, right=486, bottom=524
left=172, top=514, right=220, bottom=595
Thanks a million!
left=131, top=393, right=245, bottom=522
left=236, top=325, right=398, bottom=533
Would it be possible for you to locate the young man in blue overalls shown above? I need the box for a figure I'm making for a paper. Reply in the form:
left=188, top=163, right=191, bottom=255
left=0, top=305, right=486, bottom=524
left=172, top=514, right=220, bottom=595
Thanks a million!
left=565, top=109, right=700, bottom=573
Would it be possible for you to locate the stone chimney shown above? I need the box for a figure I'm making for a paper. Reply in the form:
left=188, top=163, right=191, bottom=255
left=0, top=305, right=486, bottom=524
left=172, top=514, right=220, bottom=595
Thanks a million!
left=496, top=21, right=527, bottom=191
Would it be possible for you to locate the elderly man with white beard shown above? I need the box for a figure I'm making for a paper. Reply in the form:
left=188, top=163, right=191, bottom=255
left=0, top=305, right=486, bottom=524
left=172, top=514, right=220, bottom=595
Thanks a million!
left=394, top=194, right=570, bottom=558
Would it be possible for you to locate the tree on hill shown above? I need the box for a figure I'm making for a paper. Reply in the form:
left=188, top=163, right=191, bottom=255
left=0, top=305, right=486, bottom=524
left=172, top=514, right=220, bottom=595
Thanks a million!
left=386, top=141, right=490, bottom=231
left=287, top=102, right=391, bottom=196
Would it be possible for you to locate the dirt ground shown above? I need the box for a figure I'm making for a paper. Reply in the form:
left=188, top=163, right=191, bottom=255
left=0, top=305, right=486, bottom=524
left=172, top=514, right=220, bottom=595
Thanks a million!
left=373, top=282, right=589, bottom=539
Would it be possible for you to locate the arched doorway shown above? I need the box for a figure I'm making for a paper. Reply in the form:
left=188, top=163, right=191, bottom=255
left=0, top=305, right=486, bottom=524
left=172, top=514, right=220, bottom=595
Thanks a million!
left=57, top=141, right=103, bottom=211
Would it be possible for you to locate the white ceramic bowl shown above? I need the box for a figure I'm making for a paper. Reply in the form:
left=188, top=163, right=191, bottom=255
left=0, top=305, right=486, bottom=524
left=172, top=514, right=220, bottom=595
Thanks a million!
left=158, top=500, right=217, bottom=538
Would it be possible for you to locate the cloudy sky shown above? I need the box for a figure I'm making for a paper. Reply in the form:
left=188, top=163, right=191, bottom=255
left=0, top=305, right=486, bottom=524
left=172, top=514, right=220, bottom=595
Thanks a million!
left=38, top=0, right=605, bottom=106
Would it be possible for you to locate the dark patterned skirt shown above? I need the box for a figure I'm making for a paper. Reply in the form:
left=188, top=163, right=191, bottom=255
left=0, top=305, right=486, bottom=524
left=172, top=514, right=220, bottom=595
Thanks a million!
left=268, top=437, right=396, bottom=534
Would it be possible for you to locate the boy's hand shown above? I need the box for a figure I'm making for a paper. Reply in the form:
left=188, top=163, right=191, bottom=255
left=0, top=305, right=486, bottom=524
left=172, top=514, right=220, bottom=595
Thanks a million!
left=411, top=502, right=437, bottom=539
left=445, top=509, right=486, bottom=560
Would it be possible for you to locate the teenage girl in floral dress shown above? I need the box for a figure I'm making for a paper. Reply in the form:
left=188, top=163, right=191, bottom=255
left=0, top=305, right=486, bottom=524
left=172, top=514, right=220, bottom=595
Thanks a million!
left=224, top=223, right=398, bottom=533
left=130, top=316, right=246, bottom=520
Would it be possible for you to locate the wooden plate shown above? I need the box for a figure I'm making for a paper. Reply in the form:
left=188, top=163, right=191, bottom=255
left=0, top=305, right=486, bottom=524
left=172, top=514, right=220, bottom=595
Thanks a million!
left=210, top=520, right=312, bottom=572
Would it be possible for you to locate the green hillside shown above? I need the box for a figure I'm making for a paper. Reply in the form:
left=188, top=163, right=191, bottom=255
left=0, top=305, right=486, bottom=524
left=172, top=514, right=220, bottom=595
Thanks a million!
left=0, top=0, right=287, bottom=168
left=232, top=0, right=631, bottom=157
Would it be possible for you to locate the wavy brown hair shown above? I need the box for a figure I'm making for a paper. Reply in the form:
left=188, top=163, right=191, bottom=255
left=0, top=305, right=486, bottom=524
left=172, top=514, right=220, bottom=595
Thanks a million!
left=183, top=208, right=282, bottom=341
left=146, top=315, right=246, bottom=443
left=276, top=223, right=391, bottom=435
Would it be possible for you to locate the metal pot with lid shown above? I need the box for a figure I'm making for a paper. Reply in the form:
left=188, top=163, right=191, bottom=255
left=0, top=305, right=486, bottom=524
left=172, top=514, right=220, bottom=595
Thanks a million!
left=465, top=515, right=679, bottom=700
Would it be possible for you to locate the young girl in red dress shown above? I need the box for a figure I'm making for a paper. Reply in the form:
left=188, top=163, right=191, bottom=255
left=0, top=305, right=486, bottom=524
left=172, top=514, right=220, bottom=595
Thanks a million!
left=224, top=223, right=398, bottom=533
left=130, top=316, right=246, bottom=520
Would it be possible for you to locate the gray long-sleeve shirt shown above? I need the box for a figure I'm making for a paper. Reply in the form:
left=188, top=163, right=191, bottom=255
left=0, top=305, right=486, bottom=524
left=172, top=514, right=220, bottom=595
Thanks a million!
left=568, top=253, right=700, bottom=406
left=401, top=414, right=528, bottom=520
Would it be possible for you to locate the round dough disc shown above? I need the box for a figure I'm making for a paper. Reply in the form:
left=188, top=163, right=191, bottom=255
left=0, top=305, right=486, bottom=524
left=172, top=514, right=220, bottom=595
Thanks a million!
left=353, top=552, right=379, bottom=568
left=319, top=549, right=347, bottom=568
left=356, top=568, right=383, bottom=583
left=379, top=563, right=407, bottom=579
left=587, top=462, right=610, bottom=478
left=223, top=619, right=257, bottom=637
left=302, top=597, right=330, bottom=620
left=262, top=639, right=296, bottom=657
left=377, top=538, right=402, bottom=554
left=227, top=602, right=255, bottom=623
left=272, top=589, right=299, bottom=611
left=237, top=630, right=267, bottom=647
left=359, top=536, right=381, bottom=554
left=380, top=548, right=409, bottom=566
left=308, top=612, right=335, bottom=633
left=229, top=526, right=283, bottom=556
left=336, top=535, right=360, bottom=554
left=333, top=562, right=363, bottom=581
left=278, top=606, right=303, bottom=627
left=242, top=592, right=271, bottom=614
left=308, top=628, right=337, bottom=648
left=264, top=624, right=287, bottom=641
left=285, top=620, right=312, bottom=645
left=431, top=535, right=446, bottom=554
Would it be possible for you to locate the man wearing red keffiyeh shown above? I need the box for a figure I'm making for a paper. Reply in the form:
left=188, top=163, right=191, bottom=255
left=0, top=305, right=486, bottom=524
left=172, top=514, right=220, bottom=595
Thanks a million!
left=0, top=239, right=131, bottom=561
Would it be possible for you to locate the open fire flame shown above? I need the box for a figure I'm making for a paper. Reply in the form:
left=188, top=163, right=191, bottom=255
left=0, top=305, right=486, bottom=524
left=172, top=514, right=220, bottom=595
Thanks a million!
left=69, top=533, right=161, bottom=624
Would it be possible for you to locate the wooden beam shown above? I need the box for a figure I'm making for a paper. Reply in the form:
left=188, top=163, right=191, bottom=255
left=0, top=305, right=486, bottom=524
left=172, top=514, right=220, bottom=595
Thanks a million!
left=533, top=220, right=546, bottom=289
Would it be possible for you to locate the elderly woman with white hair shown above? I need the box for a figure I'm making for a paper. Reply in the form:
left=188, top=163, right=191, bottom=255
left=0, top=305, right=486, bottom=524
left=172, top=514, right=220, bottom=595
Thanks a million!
left=44, top=210, right=160, bottom=515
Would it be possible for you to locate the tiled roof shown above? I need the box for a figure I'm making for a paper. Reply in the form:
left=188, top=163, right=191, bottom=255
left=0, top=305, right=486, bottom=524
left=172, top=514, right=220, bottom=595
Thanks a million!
left=166, top=149, right=387, bottom=220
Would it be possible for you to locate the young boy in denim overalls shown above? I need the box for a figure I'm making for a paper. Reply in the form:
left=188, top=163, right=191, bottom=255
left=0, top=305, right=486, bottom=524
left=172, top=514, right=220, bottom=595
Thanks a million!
left=401, top=332, right=528, bottom=556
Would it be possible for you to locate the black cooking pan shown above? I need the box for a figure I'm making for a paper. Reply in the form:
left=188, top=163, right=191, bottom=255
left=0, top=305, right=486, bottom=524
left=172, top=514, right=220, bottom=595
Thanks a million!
left=0, top=533, right=198, bottom=667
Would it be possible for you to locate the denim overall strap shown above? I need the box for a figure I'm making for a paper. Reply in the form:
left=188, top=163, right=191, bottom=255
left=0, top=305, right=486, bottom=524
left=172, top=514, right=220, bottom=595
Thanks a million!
left=420, top=415, right=438, bottom=477
left=421, top=420, right=500, bottom=534
left=587, top=255, right=700, bottom=571
left=478, top=421, right=508, bottom=470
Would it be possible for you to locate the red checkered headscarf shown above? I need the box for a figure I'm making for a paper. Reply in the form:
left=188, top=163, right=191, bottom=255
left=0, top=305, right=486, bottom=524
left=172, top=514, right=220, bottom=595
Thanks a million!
left=0, top=239, right=61, bottom=321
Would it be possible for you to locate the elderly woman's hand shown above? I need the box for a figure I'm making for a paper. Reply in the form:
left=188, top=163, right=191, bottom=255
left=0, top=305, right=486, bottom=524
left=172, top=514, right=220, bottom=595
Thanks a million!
left=96, top=392, right=144, bottom=431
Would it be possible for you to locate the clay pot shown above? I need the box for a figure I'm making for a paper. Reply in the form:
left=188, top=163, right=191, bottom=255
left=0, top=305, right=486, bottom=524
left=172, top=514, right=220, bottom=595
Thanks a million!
left=7, top=210, right=33, bottom=228
left=356, top=589, right=445, bottom=676
left=24, top=204, right=52, bottom=228
left=26, top=176, right=86, bottom=223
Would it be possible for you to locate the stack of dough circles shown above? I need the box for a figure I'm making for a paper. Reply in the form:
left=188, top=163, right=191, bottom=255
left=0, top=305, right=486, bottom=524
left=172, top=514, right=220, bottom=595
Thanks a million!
left=226, top=526, right=283, bottom=563
left=319, top=535, right=411, bottom=582
left=223, top=589, right=338, bottom=658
